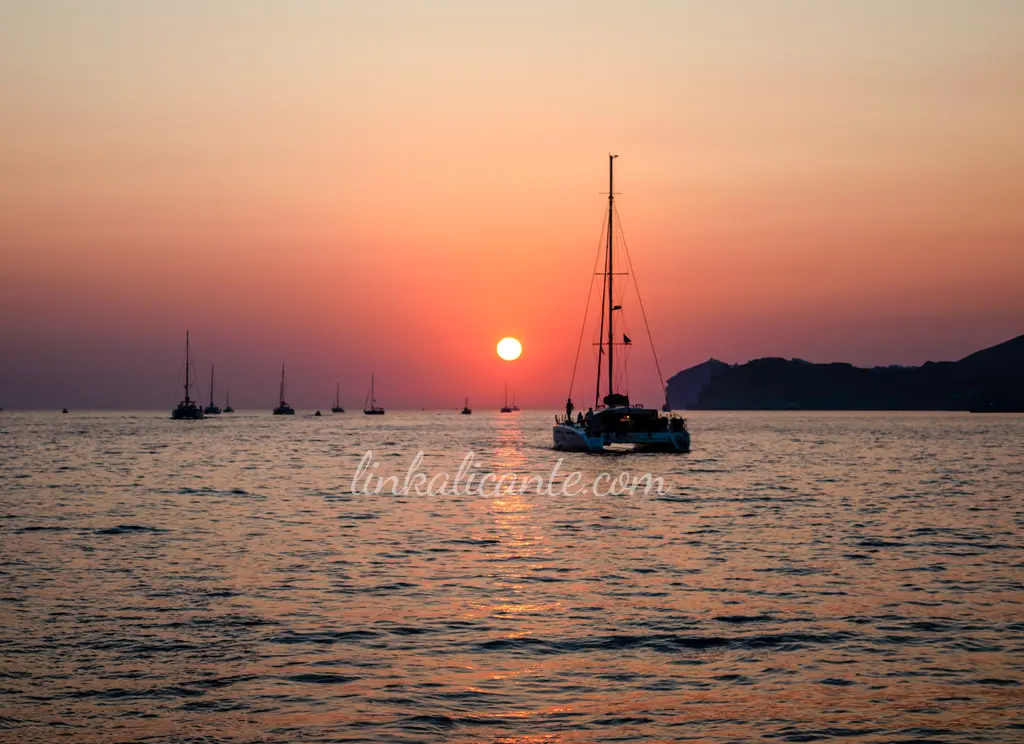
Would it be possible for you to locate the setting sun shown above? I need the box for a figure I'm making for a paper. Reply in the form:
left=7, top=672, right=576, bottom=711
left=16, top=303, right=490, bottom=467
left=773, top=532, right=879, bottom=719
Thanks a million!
left=497, top=337, right=523, bottom=361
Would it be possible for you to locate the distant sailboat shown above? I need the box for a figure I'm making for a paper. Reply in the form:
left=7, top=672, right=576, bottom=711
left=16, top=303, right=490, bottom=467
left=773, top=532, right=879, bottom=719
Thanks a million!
left=223, top=390, right=234, bottom=413
left=62, top=408, right=69, bottom=414
left=461, top=397, right=472, bottom=415
left=500, top=382, right=512, bottom=413
left=511, top=393, right=520, bottom=412
left=204, top=363, right=222, bottom=415
left=331, top=383, right=345, bottom=413
left=172, top=330, right=204, bottom=420
left=273, top=364, right=295, bottom=415
left=363, top=374, right=385, bottom=415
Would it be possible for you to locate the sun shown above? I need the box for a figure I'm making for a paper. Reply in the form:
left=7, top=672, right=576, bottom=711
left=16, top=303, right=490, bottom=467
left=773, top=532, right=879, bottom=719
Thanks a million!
left=497, top=337, right=522, bottom=361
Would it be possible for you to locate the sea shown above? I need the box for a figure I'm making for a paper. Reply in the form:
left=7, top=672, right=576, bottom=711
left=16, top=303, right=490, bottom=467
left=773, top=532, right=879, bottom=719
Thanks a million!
left=0, top=410, right=1021, bottom=743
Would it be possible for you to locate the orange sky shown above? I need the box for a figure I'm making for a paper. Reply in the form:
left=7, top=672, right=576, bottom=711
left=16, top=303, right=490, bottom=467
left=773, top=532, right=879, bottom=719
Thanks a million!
left=1, top=1, right=1022, bottom=409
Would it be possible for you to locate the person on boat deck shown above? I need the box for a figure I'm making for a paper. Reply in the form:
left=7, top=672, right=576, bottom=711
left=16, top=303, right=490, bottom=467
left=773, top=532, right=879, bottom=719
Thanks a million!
left=576, top=411, right=584, bottom=426
left=565, top=397, right=574, bottom=421
left=585, top=408, right=594, bottom=428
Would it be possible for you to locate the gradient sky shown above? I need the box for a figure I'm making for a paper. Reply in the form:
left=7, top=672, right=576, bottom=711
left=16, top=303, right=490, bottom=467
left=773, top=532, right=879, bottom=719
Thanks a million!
left=1, top=1, right=1022, bottom=409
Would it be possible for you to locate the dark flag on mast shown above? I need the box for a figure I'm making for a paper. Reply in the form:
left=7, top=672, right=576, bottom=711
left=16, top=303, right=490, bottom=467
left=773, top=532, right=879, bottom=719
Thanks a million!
left=623, top=334, right=632, bottom=344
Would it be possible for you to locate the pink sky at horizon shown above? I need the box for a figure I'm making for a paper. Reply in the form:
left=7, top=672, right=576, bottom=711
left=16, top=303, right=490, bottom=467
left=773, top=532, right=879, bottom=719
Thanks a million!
left=1, top=1, right=1022, bottom=409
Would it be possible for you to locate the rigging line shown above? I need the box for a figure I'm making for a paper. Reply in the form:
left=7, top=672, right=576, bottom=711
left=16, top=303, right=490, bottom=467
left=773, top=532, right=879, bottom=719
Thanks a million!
left=614, top=203, right=669, bottom=406
left=595, top=212, right=610, bottom=409
left=568, top=208, right=608, bottom=401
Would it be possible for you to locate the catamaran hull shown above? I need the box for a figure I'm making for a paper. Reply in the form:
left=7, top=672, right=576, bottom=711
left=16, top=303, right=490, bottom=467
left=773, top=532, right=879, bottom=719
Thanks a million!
left=553, top=424, right=689, bottom=453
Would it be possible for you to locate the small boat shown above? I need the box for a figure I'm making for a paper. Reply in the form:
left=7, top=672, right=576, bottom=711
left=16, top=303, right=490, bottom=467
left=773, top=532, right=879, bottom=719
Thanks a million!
left=204, top=363, right=222, bottom=415
left=363, top=374, right=385, bottom=415
left=461, top=397, right=472, bottom=415
left=511, top=393, right=520, bottom=412
left=223, top=390, right=234, bottom=413
left=500, top=383, right=513, bottom=413
left=273, top=364, right=295, bottom=415
left=62, top=408, right=69, bottom=414
left=331, top=383, right=345, bottom=413
left=553, top=156, right=689, bottom=453
left=314, top=410, right=322, bottom=416
left=171, top=330, right=204, bottom=419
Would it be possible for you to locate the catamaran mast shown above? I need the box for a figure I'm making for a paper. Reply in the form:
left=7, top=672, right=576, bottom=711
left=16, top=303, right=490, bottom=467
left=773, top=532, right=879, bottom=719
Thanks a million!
left=606, top=154, right=617, bottom=402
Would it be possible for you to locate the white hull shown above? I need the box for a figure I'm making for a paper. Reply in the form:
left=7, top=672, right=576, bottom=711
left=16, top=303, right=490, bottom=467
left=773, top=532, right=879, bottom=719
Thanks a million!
left=553, top=423, right=690, bottom=453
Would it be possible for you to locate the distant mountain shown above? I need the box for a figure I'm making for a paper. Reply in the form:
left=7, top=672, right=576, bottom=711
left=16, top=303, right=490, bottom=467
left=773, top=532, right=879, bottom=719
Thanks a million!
left=667, top=335, right=1024, bottom=411
left=665, top=359, right=732, bottom=409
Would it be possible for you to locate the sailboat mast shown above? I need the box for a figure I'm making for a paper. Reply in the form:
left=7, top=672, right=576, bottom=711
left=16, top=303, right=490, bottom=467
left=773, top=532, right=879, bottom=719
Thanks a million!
left=607, top=154, right=617, bottom=401
left=371, top=374, right=375, bottom=407
left=209, top=363, right=215, bottom=406
left=280, top=364, right=285, bottom=403
left=184, top=330, right=191, bottom=403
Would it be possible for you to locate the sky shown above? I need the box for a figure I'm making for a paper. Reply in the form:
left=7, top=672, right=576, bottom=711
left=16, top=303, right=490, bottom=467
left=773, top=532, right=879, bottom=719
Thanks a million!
left=1, top=0, right=1022, bottom=409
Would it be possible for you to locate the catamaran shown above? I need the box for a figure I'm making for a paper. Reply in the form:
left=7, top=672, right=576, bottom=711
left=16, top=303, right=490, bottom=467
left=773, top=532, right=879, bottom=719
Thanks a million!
left=273, top=364, right=295, bottom=415
left=204, top=363, right=222, bottom=414
left=331, top=383, right=345, bottom=413
left=363, top=374, right=385, bottom=415
left=172, top=330, right=204, bottom=420
left=553, top=156, right=690, bottom=453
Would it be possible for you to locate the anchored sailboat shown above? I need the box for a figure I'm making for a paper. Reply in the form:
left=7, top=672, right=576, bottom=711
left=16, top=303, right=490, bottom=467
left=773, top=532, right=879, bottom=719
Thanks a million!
left=511, top=393, right=520, bottom=412
left=224, top=390, right=234, bottom=413
left=500, top=383, right=512, bottom=413
left=204, top=363, right=221, bottom=414
left=331, top=383, right=345, bottom=413
left=461, top=397, right=472, bottom=415
left=363, top=374, right=385, bottom=415
left=171, top=330, right=204, bottom=420
left=273, top=364, right=295, bottom=415
left=553, top=156, right=690, bottom=453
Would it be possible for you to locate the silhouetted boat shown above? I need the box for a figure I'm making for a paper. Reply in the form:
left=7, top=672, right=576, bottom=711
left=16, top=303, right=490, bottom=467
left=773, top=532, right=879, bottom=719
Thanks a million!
left=223, top=390, right=234, bottom=413
left=314, top=410, right=322, bottom=416
left=331, top=383, right=345, bottom=413
left=204, top=363, right=222, bottom=414
left=62, top=408, right=68, bottom=414
left=461, top=397, right=472, bottom=415
left=553, top=156, right=689, bottom=453
left=511, top=393, right=520, bottom=411
left=273, top=364, right=295, bottom=415
left=171, top=331, right=204, bottom=420
left=500, top=383, right=513, bottom=413
left=363, top=374, right=385, bottom=415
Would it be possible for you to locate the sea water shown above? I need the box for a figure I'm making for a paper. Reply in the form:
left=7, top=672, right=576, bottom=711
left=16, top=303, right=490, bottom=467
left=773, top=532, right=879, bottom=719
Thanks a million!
left=1, top=411, right=1021, bottom=742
